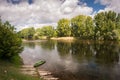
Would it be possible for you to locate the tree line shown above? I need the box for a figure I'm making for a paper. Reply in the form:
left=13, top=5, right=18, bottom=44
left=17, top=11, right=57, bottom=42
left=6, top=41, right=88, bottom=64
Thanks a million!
left=18, top=11, right=120, bottom=40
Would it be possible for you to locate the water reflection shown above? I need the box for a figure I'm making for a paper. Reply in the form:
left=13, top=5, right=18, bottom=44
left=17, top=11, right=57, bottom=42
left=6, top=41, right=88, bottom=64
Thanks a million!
left=22, top=42, right=35, bottom=49
left=57, top=41, right=71, bottom=57
left=94, top=42, right=119, bottom=65
left=71, top=41, right=119, bottom=65
left=71, top=41, right=95, bottom=62
left=37, top=40, right=56, bottom=50
left=20, top=40, right=120, bottom=80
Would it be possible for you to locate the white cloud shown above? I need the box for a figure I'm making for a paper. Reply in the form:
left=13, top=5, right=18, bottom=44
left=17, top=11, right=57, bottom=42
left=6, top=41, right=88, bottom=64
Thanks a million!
left=0, top=0, right=93, bottom=30
left=95, top=0, right=120, bottom=13
left=17, top=23, right=57, bottom=31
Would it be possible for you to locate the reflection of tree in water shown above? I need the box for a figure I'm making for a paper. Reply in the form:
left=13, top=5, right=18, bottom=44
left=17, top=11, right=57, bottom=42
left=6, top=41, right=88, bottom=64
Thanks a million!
left=57, top=40, right=120, bottom=65
left=57, top=41, right=71, bottom=57
left=22, top=42, right=35, bottom=49
left=56, top=41, right=120, bottom=80
left=71, top=41, right=119, bottom=65
left=37, top=40, right=56, bottom=50
left=94, top=41, right=119, bottom=65
left=71, top=41, right=94, bottom=61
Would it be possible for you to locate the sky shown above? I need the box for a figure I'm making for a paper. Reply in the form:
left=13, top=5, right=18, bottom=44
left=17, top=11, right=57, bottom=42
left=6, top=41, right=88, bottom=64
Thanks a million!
left=0, top=0, right=120, bottom=31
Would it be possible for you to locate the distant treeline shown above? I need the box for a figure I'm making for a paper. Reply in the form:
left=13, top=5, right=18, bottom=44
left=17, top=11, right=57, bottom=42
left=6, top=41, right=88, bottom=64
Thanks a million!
left=18, top=11, right=120, bottom=40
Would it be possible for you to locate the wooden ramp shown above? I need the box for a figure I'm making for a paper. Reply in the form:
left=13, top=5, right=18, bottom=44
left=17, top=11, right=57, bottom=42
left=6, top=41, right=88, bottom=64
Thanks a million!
left=20, top=65, right=58, bottom=80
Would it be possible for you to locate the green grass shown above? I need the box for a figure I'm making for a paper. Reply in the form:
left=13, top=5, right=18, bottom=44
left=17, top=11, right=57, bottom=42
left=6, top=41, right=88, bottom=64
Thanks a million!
left=0, top=60, right=42, bottom=80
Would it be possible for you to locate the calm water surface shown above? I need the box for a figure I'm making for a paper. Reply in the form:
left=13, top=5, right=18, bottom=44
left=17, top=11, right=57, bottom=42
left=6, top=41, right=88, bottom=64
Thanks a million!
left=20, top=40, right=120, bottom=80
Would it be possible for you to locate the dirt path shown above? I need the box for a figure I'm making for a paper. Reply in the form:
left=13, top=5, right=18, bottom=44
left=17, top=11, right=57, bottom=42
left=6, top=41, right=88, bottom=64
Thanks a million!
left=20, top=65, right=58, bottom=80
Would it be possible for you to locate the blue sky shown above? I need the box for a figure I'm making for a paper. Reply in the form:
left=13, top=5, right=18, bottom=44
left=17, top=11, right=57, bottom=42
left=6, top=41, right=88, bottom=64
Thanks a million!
left=81, top=0, right=105, bottom=11
left=0, top=0, right=120, bottom=30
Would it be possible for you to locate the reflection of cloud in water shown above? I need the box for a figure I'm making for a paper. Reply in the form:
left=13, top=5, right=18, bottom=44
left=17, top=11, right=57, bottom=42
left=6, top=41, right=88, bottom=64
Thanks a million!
left=20, top=45, right=61, bottom=65
left=63, top=54, right=79, bottom=73
left=20, top=44, right=79, bottom=73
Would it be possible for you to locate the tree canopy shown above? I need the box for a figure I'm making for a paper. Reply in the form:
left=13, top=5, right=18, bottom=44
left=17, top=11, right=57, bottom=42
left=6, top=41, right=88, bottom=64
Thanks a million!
left=94, top=11, right=119, bottom=40
left=71, top=15, right=94, bottom=39
left=18, top=27, right=35, bottom=40
left=57, top=18, right=71, bottom=37
left=36, top=26, right=57, bottom=38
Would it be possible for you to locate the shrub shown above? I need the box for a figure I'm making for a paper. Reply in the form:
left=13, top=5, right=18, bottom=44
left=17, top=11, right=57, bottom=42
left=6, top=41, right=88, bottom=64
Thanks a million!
left=0, top=19, right=23, bottom=60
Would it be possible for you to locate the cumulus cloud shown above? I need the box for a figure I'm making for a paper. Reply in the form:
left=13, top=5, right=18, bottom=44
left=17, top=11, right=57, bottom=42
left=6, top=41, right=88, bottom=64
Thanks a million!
left=95, top=0, right=120, bottom=13
left=0, top=0, right=93, bottom=30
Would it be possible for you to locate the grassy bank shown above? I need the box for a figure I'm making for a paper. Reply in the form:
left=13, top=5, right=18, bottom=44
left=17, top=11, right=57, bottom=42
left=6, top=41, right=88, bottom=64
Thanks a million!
left=0, top=60, right=42, bottom=80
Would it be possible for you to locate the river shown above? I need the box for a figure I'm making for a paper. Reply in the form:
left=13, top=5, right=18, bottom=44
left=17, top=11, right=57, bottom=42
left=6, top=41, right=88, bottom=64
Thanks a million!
left=20, top=40, right=120, bottom=80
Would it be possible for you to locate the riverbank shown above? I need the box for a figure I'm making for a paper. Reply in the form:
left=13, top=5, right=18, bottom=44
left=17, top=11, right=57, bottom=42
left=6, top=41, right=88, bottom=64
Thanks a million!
left=0, top=60, right=42, bottom=80
left=21, top=64, right=58, bottom=80
left=22, top=37, right=75, bottom=42
left=51, top=37, right=75, bottom=41
left=22, top=39, right=47, bottom=42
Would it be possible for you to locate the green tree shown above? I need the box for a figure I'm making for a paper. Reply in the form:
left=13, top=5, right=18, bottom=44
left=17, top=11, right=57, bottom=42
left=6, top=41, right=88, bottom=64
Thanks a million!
left=94, top=11, right=118, bottom=40
left=84, top=16, right=95, bottom=39
left=42, top=26, right=56, bottom=38
left=116, top=13, right=120, bottom=29
left=18, top=27, right=35, bottom=40
left=35, top=28, right=44, bottom=39
left=57, top=18, right=71, bottom=37
left=36, top=26, right=56, bottom=38
left=115, top=13, right=120, bottom=40
left=71, top=15, right=86, bottom=37
left=0, top=19, right=23, bottom=59
left=71, top=15, right=94, bottom=39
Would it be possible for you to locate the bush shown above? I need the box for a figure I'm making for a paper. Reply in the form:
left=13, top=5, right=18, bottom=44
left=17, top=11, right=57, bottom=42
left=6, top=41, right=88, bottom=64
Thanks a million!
left=0, top=19, right=23, bottom=60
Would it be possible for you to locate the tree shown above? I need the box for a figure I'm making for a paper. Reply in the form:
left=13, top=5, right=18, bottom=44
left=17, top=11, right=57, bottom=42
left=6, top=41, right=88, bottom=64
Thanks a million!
left=57, top=18, right=71, bottom=37
left=71, top=15, right=94, bottom=39
left=71, top=15, right=86, bottom=37
left=0, top=19, right=23, bottom=59
left=42, top=26, right=56, bottom=38
left=84, top=16, right=95, bottom=39
left=18, top=27, right=35, bottom=40
left=36, top=26, right=56, bottom=38
left=116, top=13, right=120, bottom=29
left=94, top=11, right=118, bottom=40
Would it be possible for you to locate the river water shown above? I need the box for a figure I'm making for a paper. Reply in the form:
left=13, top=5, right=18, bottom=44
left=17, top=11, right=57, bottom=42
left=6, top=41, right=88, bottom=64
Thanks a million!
left=20, top=40, right=120, bottom=80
